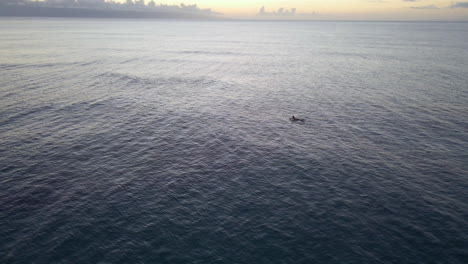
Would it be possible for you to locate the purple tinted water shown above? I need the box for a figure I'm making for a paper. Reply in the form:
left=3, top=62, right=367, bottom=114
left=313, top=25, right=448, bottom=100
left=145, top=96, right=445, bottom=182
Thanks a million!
left=0, top=19, right=467, bottom=263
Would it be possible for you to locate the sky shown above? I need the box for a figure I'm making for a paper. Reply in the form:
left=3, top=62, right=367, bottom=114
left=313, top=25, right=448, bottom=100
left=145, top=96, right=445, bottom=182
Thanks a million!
left=2, top=0, right=467, bottom=20
left=151, top=0, right=468, bottom=20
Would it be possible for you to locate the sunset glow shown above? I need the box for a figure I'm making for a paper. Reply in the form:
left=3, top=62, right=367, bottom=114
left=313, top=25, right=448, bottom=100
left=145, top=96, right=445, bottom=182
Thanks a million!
left=140, top=0, right=468, bottom=20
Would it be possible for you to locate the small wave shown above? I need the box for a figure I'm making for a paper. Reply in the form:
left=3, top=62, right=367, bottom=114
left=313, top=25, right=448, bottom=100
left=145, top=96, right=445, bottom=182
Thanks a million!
left=1, top=92, right=17, bottom=99
left=75, top=60, right=103, bottom=67
left=0, top=99, right=109, bottom=128
left=57, top=99, right=110, bottom=114
left=0, top=105, right=54, bottom=127
left=0, top=64, right=23, bottom=70
left=120, top=58, right=140, bottom=64
left=2, top=186, right=56, bottom=212
left=97, top=72, right=219, bottom=89
left=322, top=51, right=372, bottom=60
left=0, top=62, right=79, bottom=71
left=173, top=50, right=247, bottom=56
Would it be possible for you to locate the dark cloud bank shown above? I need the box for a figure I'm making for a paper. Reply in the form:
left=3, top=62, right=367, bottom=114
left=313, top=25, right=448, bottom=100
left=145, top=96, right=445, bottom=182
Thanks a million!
left=451, top=2, right=468, bottom=8
left=0, top=0, right=221, bottom=19
left=410, top=5, right=439, bottom=9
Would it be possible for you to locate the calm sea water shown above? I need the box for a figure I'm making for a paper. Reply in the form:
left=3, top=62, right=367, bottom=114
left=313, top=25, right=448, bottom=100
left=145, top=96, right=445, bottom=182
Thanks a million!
left=0, top=18, right=467, bottom=264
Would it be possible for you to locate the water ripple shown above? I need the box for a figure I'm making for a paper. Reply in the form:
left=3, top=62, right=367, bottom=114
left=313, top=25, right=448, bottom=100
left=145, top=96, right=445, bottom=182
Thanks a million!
left=0, top=19, right=467, bottom=264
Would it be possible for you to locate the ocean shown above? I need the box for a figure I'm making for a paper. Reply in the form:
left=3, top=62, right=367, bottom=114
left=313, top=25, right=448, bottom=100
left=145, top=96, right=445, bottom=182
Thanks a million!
left=0, top=18, right=467, bottom=263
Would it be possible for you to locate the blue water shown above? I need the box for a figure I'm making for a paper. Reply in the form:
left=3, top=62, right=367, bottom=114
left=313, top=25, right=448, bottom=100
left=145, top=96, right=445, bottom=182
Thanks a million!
left=0, top=18, right=467, bottom=263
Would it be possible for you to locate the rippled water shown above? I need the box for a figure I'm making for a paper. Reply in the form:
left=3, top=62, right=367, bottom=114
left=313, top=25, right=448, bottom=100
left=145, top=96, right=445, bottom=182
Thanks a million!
left=1, top=18, right=467, bottom=263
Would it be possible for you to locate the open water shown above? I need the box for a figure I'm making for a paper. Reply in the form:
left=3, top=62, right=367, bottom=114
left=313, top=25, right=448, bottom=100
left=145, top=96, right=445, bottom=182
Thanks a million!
left=0, top=18, right=467, bottom=264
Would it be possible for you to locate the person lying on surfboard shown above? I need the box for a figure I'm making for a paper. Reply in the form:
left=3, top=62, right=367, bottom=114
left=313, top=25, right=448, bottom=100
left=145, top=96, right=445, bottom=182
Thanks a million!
left=290, top=116, right=304, bottom=122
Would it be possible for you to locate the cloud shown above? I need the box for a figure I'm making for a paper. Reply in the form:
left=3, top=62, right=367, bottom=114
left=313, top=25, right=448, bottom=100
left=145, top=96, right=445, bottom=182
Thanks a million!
left=450, top=2, right=468, bottom=8
left=0, top=0, right=26, bottom=3
left=256, top=6, right=322, bottom=19
left=368, top=0, right=387, bottom=3
left=0, top=0, right=221, bottom=18
left=410, top=5, right=439, bottom=9
left=258, top=6, right=297, bottom=17
left=402, top=0, right=421, bottom=2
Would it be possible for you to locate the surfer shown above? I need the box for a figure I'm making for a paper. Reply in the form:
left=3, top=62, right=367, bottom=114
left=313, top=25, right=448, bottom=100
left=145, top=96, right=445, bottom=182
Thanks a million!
left=290, top=116, right=304, bottom=122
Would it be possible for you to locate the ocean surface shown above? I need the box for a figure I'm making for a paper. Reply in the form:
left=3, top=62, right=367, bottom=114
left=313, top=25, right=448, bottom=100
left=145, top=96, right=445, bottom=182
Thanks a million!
left=0, top=18, right=467, bottom=264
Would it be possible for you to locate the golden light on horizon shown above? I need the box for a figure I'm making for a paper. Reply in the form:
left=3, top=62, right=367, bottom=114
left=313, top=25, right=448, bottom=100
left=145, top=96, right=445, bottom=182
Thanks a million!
left=74, top=0, right=467, bottom=20
left=155, top=0, right=466, bottom=20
